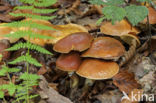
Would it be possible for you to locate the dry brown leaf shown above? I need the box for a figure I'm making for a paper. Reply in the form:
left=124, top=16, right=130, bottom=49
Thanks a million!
left=37, top=63, right=47, bottom=75
left=96, top=90, right=122, bottom=103
left=48, top=83, right=58, bottom=91
left=113, top=70, right=140, bottom=94
left=0, top=78, right=9, bottom=85
left=57, top=0, right=81, bottom=15
left=38, top=75, right=73, bottom=103
left=143, top=7, right=156, bottom=24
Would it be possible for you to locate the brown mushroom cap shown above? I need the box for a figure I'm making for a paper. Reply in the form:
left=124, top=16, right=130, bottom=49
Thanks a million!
left=143, top=7, right=156, bottom=24
left=76, top=59, right=119, bottom=80
left=53, top=32, right=93, bottom=53
left=81, top=37, right=125, bottom=60
left=100, top=20, right=140, bottom=36
left=56, top=52, right=81, bottom=72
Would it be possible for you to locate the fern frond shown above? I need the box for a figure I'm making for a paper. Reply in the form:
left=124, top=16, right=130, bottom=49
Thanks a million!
left=0, top=66, right=21, bottom=76
left=9, top=53, right=42, bottom=67
left=19, top=72, right=40, bottom=81
left=19, top=0, right=57, bottom=7
left=19, top=0, right=35, bottom=4
left=0, top=91, right=4, bottom=98
left=10, top=13, right=56, bottom=20
left=1, top=20, right=55, bottom=30
left=0, top=83, right=16, bottom=96
left=34, top=0, right=57, bottom=7
left=14, top=6, right=57, bottom=14
left=5, top=30, right=54, bottom=39
left=6, top=42, right=52, bottom=55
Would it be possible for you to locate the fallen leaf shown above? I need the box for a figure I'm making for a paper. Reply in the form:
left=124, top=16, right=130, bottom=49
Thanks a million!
left=38, top=75, right=73, bottom=103
left=37, top=63, right=47, bottom=75
left=113, top=70, right=140, bottom=94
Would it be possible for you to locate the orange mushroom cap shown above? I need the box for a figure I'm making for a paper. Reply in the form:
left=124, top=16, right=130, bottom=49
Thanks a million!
left=53, top=32, right=93, bottom=53
left=76, top=59, right=119, bottom=80
left=56, top=52, right=81, bottom=72
left=143, top=7, right=156, bottom=24
left=100, top=20, right=140, bottom=36
left=81, top=37, right=125, bottom=60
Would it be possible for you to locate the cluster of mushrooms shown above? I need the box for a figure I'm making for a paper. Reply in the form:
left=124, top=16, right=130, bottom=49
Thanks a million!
left=53, top=19, right=141, bottom=89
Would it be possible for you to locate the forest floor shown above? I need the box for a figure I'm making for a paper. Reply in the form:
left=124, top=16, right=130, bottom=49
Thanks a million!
left=0, top=0, right=156, bottom=103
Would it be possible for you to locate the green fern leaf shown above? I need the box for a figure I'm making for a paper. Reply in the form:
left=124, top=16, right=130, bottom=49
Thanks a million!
left=19, top=0, right=57, bottom=7
left=1, top=20, right=55, bottom=30
left=7, top=83, right=16, bottom=96
left=9, top=53, right=42, bottom=67
left=0, top=83, right=16, bottom=96
left=0, top=91, right=4, bottom=98
left=19, top=72, right=40, bottom=81
left=14, top=6, right=57, bottom=14
left=19, top=0, right=35, bottom=4
left=125, top=5, right=148, bottom=26
left=5, top=30, right=54, bottom=39
left=0, top=66, right=20, bottom=76
left=6, top=42, right=52, bottom=55
left=102, top=6, right=126, bottom=24
left=34, top=0, right=57, bottom=7
left=10, top=13, right=56, bottom=20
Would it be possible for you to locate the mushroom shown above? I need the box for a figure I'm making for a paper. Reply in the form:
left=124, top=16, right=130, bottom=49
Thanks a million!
left=56, top=52, right=81, bottom=88
left=76, top=59, right=119, bottom=94
left=100, top=20, right=141, bottom=66
left=53, top=32, right=94, bottom=53
left=82, top=37, right=125, bottom=60
left=76, top=36, right=123, bottom=94
left=54, top=32, right=93, bottom=88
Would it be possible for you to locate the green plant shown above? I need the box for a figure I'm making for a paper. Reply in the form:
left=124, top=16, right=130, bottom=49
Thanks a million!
left=0, top=0, right=57, bottom=102
left=90, top=0, right=155, bottom=25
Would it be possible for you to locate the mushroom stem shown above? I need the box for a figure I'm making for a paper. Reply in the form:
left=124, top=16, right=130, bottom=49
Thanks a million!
left=68, top=72, right=79, bottom=88
left=120, top=39, right=137, bottom=66
left=69, top=73, right=79, bottom=88
left=82, top=79, right=95, bottom=93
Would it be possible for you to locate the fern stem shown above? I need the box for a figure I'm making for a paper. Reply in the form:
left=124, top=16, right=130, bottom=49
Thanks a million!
left=7, top=73, right=12, bottom=83
left=26, top=36, right=30, bottom=103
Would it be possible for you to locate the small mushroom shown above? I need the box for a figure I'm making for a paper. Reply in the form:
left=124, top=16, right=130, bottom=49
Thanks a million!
left=56, top=52, right=81, bottom=72
left=76, top=59, right=119, bottom=94
left=56, top=52, right=81, bottom=88
left=82, top=37, right=125, bottom=60
left=53, top=32, right=93, bottom=53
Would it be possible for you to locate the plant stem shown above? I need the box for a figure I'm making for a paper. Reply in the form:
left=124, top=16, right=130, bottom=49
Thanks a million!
left=3, top=97, right=7, bottom=103
left=26, top=41, right=30, bottom=103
